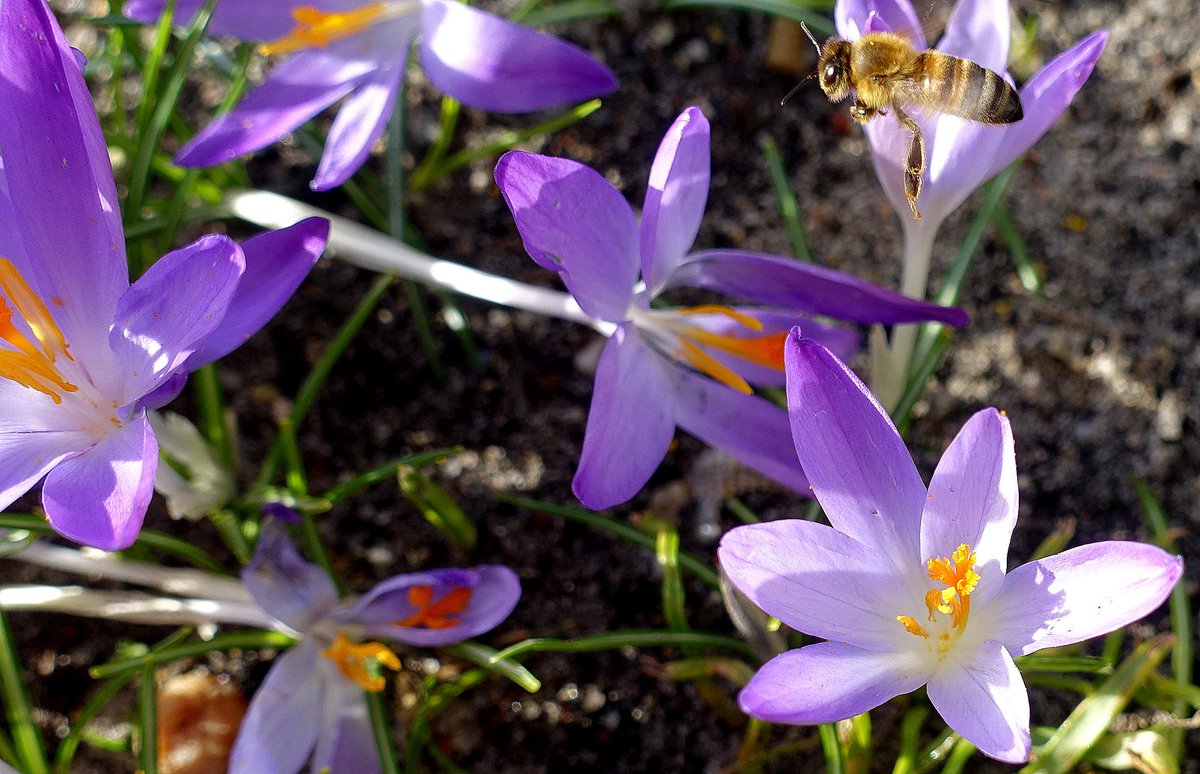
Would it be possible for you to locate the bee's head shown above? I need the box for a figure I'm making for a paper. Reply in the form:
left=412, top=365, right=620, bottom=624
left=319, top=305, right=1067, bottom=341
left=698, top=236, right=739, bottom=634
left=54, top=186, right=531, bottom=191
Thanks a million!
left=817, top=39, right=852, bottom=101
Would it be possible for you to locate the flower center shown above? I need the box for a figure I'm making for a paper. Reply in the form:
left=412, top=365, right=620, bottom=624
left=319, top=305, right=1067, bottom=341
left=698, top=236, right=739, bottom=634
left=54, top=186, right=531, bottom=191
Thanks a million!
left=0, top=258, right=78, bottom=404
left=896, top=543, right=979, bottom=658
left=395, top=584, right=473, bottom=630
left=321, top=632, right=400, bottom=692
left=642, top=305, right=787, bottom=395
left=259, top=3, right=390, bottom=56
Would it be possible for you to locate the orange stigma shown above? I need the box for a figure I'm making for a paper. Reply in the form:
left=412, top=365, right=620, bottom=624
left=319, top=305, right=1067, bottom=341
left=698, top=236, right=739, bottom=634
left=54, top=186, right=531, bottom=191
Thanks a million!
left=259, top=3, right=388, bottom=56
left=321, top=632, right=400, bottom=692
left=0, top=259, right=77, bottom=403
left=395, top=584, right=473, bottom=630
left=663, top=305, right=787, bottom=394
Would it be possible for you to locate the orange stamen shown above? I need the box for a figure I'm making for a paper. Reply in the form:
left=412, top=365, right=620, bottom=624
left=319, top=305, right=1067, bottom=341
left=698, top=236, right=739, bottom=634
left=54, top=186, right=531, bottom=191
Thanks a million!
left=321, top=632, right=400, bottom=692
left=259, top=3, right=388, bottom=56
left=396, top=584, right=473, bottom=630
left=685, top=327, right=788, bottom=371
left=676, top=338, right=753, bottom=394
left=901, top=544, right=979, bottom=641
left=0, top=259, right=76, bottom=403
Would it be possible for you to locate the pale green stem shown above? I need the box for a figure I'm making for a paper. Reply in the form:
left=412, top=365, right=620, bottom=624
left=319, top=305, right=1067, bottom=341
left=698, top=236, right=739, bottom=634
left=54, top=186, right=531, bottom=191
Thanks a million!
left=869, top=221, right=937, bottom=410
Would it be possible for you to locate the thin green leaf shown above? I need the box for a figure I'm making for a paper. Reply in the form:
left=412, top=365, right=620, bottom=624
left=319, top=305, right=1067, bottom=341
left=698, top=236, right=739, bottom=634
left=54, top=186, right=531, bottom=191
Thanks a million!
left=365, top=691, right=402, bottom=774
left=0, top=606, right=48, bottom=774
left=1014, top=654, right=1109, bottom=674
left=940, top=738, right=977, bottom=774
left=398, top=467, right=477, bottom=550
left=89, top=631, right=296, bottom=680
left=488, top=629, right=755, bottom=663
left=443, top=643, right=541, bottom=693
left=137, top=667, right=158, bottom=774
left=518, top=0, right=621, bottom=26
left=659, top=657, right=755, bottom=685
left=994, top=204, right=1044, bottom=296
left=661, top=0, right=834, bottom=35
left=650, top=517, right=689, bottom=633
left=760, top=136, right=814, bottom=262
left=892, top=706, right=929, bottom=774
left=323, top=448, right=462, bottom=503
left=818, top=723, right=843, bottom=774
left=53, top=673, right=136, bottom=774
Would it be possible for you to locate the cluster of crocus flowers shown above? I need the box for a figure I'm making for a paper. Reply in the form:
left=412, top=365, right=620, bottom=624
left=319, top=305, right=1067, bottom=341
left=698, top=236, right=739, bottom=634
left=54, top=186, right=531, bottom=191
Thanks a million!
left=494, top=107, right=970, bottom=510
left=124, top=0, right=618, bottom=190
left=719, top=331, right=1182, bottom=763
left=0, top=0, right=327, bottom=551
left=231, top=515, right=520, bottom=773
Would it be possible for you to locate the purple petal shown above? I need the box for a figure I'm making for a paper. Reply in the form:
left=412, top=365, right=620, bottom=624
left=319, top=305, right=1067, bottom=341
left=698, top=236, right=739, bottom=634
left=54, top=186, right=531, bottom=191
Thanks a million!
left=987, top=541, right=1183, bottom=656
left=350, top=566, right=521, bottom=647
left=926, top=640, right=1030, bottom=763
left=719, top=520, right=912, bottom=650
left=186, top=219, right=329, bottom=369
left=920, top=408, right=1017, bottom=604
left=0, top=426, right=88, bottom=515
left=229, top=642, right=324, bottom=774
left=495, top=151, right=638, bottom=322
left=665, top=250, right=969, bottom=327
left=310, top=680, right=381, bottom=774
left=109, top=235, right=244, bottom=402
left=243, top=517, right=339, bottom=632
left=0, top=0, right=128, bottom=355
left=419, top=0, right=616, bottom=112
left=311, top=61, right=408, bottom=191
left=640, top=107, right=710, bottom=294
left=835, top=0, right=925, bottom=44
left=124, top=0, right=305, bottom=41
left=175, top=48, right=376, bottom=169
left=936, top=0, right=1010, bottom=73
left=785, top=334, right=925, bottom=572
left=573, top=328, right=676, bottom=509
left=673, top=368, right=809, bottom=494
left=740, top=641, right=927, bottom=724
left=42, top=414, right=158, bottom=551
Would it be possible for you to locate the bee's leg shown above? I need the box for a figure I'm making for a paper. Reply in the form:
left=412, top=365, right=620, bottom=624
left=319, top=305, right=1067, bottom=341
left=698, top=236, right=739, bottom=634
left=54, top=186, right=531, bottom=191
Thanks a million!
left=850, top=99, right=877, bottom=124
left=893, top=105, right=924, bottom=220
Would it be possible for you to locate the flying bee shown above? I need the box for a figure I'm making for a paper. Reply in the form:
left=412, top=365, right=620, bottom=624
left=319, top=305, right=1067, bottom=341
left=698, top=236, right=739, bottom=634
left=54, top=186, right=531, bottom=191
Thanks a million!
left=797, top=23, right=1023, bottom=219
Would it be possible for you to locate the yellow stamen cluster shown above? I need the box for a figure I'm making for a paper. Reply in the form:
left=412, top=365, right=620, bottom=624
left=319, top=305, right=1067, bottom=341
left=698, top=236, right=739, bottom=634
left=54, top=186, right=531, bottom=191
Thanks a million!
left=0, top=258, right=77, bottom=403
left=666, top=305, right=787, bottom=394
left=897, top=543, right=979, bottom=646
left=259, top=3, right=388, bottom=56
left=320, top=632, right=400, bottom=692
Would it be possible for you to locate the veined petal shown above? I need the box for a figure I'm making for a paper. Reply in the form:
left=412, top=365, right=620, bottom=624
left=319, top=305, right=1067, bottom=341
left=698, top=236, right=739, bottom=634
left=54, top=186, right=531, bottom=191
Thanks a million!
left=495, top=151, right=639, bottom=321
left=0, top=426, right=89, bottom=516
left=349, top=566, right=521, bottom=647
left=42, top=413, right=158, bottom=551
left=665, top=250, right=969, bottom=327
left=186, top=219, right=329, bottom=369
left=785, top=334, right=926, bottom=573
left=641, top=107, right=710, bottom=294
left=740, top=641, right=927, bottom=724
left=936, top=0, right=1010, bottom=74
left=926, top=640, right=1030, bottom=763
left=719, top=520, right=912, bottom=650
left=419, top=0, right=616, bottom=112
left=229, top=642, right=324, bottom=774
left=921, top=408, right=1017, bottom=603
left=835, top=0, right=925, bottom=45
left=310, top=678, right=381, bottom=774
left=175, top=48, right=376, bottom=169
left=986, top=541, right=1183, bottom=656
left=242, top=518, right=339, bottom=632
left=673, top=368, right=809, bottom=494
left=573, top=328, right=676, bottom=509
left=0, top=0, right=128, bottom=355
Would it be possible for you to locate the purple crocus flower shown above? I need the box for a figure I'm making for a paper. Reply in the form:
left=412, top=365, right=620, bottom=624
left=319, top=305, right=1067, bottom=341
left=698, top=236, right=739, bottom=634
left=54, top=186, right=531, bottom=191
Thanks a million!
left=494, top=106, right=970, bottom=510
left=123, top=0, right=618, bottom=191
left=719, top=331, right=1183, bottom=763
left=232, top=516, right=520, bottom=774
left=0, top=0, right=328, bottom=551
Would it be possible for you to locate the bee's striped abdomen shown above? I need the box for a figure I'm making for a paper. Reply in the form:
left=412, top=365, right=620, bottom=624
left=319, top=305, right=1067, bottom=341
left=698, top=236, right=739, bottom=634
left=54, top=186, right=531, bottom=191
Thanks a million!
left=910, top=51, right=1023, bottom=124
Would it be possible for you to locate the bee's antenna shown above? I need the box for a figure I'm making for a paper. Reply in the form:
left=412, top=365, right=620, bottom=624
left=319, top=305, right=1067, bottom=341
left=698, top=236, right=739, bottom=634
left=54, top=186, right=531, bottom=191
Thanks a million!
left=779, top=75, right=813, bottom=107
left=799, top=21, right=822, bottom=54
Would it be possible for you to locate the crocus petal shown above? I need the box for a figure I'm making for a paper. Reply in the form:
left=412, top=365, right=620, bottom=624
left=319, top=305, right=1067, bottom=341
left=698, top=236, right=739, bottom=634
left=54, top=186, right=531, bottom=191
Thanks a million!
left=42, top=414, right=158, bottom=551
left=920, top=408, right=1017, bottom=602
left=109, top=235, right=244, bottom=401
left=665, top=250, right=969, bottom=327
left=350, top=566, right=521, bottom=647
left=242, top=517, right=339, bottom=632
left=229, top=642, right=324, bottom=774
left=936, top=0, right=1010, bottom=74
left=0, top=0, right=128, bottom=354
left=175, top=48, right=375, bottom=169
left=0, top=427, right=89, bottom=515
left=310, top=679, right=381, bottom=774
left=186, top=219, right=329, bottom=369
left=926, top=640, right=1030, bottom=763
left=123, top=0, right=325, bottom=41
left=740, top=641, right=927, bottom=724
left=986, top=541, right=1183, bottom=656
left=419, top=0, right=616, bottom=113
left=495, top=151, right=639, bottom=322
left=835, top=0, right=925, bottom=45
left=719, top=520, right=913, bottom=650
left=673, top=369, right=809, bottom=494
left=640, top=107, right=710, bottom=294
left=785, top=334, right=925, bottom=573
left=573, top=327, right=676, bottom=509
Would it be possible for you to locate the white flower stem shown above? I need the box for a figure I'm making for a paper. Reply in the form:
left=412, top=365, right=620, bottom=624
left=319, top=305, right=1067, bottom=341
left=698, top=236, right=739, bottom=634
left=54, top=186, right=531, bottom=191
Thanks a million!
left=222, top=190, right=614, bottom=335
left=0, top=585, right=278, bottom=629
left=870, top=223, right=936, bottom=410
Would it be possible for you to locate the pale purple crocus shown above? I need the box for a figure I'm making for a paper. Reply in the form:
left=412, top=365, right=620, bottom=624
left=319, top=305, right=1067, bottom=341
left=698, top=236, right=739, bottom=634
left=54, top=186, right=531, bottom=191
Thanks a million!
left=495, top=107, right=970, bottom=510
left=719, top=331, right=1182, bottom=763
left=124, top=0, right=617, bottom=191
left=232, top=516, right=520, bottom=774
left=0, top=0, right=328, bottom=551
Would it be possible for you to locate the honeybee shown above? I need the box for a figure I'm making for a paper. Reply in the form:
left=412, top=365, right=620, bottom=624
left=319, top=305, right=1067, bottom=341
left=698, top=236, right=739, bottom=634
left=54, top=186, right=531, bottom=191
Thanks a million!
left=798, top=23, right=1023, bottom=219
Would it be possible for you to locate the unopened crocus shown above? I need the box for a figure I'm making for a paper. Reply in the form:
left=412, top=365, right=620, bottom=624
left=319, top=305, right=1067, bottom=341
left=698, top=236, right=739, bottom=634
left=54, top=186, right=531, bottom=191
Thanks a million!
left=124, top=0, right=617, bottom=190
left=0, top=0, right=328, bottom=550
left=719, top=331, right=1182, bottom=763
left=495, top=106, right=970, bottom=510
left=232, top=516, right=520, bottom=774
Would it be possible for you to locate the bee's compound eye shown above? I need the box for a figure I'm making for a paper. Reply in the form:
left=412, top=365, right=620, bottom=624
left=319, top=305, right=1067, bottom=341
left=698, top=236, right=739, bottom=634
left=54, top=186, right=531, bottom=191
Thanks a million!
left=825, top=64, right=838, bottom=79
